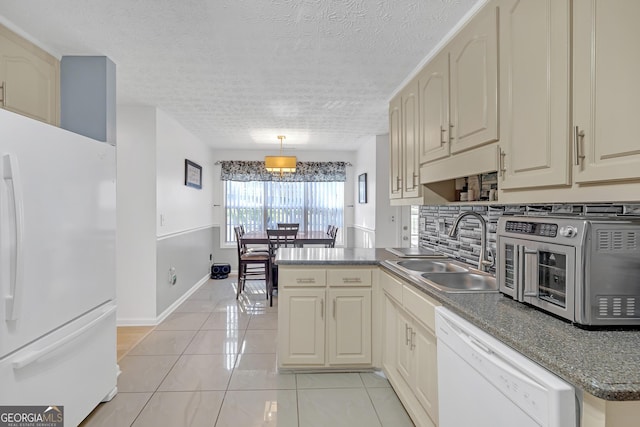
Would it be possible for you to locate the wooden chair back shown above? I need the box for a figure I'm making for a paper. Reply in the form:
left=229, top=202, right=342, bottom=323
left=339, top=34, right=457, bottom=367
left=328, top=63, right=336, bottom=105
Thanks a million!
left=267, top=228, right=298, bottom=254
left=277, top=223, right=300, bottom=231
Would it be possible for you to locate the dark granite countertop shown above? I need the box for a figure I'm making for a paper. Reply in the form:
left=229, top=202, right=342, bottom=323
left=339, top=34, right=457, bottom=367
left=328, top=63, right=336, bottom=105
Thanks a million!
left=276, top=247, right=640, bottom=401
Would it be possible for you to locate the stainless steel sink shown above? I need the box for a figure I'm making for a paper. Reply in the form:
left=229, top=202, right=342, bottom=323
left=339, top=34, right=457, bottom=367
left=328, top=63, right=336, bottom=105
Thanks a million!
left=396, top=259, right=469, bottom=273
left=383, top=259, right=498, bottom=294
left=420, top=272, right=498, bottom=293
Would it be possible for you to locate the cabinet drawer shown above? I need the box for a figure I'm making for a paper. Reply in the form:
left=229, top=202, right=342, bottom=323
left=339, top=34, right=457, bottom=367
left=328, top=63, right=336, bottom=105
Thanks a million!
left=380, top=271, right=403, bottom=303
left=279, top=269, right=326, bottom=287
left=328, top=269, right=372, bottom=287
left=402, top=285, right=440, bottom=331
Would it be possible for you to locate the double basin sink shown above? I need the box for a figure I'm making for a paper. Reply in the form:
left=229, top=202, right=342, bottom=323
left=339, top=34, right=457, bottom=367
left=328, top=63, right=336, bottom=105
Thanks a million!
left=384, top=258, right=498, bottom=293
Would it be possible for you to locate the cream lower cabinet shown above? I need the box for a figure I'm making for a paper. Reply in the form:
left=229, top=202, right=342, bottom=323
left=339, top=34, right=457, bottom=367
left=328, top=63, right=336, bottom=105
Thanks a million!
left=0, top=24, right=59, bottom=126
left=278, top=266, right=372, bottom=369
left=380, top=270, right=439, bottom=427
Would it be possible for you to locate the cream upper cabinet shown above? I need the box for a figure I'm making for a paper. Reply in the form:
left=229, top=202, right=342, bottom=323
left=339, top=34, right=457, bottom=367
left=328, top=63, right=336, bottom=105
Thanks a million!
left=419, top=52, right=450, bottom=164
left=402, top=80, right=421, bottom=198
left=389, top=95, right=403, bottom=200
left=449, top=4, right=499, bottom=154
left=0, top=24, right=59, bottom=126
left=389, top=79, right=429, bottom=204
left=499, top=0, right=571, bottom=189
left=573, top=0, right=640, bottom=184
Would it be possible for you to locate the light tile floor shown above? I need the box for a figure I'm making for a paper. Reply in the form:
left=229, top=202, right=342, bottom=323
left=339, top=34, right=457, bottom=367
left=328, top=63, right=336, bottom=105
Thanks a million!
left=81, top=277, right=414, bottom=427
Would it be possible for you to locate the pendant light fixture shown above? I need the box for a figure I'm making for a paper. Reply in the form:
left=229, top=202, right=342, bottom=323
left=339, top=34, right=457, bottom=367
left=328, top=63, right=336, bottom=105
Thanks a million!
left=265, top=135, right=296, bottom=175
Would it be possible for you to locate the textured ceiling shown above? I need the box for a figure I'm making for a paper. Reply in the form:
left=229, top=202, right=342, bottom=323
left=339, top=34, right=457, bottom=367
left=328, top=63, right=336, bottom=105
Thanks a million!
left=0, top=0, right=479, bottom=151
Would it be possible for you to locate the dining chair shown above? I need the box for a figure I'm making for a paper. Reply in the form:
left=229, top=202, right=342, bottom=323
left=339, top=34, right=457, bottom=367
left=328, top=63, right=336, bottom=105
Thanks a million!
left=327, top=226, right=338, bottom=248
left=277, top=222, right=300, bottom=231
left=234, top=226, right=271, bottom=301
left=266, top=228, right=298, bottom=306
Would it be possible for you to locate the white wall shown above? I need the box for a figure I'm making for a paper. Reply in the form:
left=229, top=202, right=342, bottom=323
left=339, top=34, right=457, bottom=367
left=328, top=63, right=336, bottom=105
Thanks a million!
left=374, top=134, right=401, bottom=248
left=117, top=106, right=216, bottom=325
left=353, top=136, right=377, bottom=247
left=156, top=109, right=215, bottom=236
left=351, top=134, right=400, bottom=248
left=116, top=105, right=158, bottom=323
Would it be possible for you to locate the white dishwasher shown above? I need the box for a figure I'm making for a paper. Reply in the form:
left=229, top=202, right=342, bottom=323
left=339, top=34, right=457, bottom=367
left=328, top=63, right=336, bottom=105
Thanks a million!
left=435, top=307, right=578, bottom=427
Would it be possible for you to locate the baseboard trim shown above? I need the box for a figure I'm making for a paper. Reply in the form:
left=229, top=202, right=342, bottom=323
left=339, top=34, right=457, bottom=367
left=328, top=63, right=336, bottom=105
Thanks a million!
left=116, top=274, right=209, bottom=326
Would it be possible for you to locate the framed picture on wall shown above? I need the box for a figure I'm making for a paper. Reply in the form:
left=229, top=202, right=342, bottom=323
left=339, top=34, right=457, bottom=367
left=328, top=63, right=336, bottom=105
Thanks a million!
left=185, top=159, right=202, bottom=189
left=358, top=173, right=367, bottom=203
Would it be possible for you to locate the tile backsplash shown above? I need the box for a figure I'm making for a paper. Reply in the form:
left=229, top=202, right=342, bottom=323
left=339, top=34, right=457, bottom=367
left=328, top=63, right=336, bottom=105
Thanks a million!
left=418, top=202, right=640, bottom=274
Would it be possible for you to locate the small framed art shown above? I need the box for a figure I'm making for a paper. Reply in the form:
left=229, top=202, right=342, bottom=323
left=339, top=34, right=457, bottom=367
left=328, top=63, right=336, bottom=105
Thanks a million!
left=185, top=159, right=202, bottom=189
left=358, top=173, right=367, bottom=203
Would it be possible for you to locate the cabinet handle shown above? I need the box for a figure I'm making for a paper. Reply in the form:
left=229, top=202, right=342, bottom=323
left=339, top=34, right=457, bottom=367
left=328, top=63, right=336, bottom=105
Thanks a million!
left=412, top=172, right=418, bottom=189
left=320, top=299, right=324, bottom=319
left=440, top=125, right=447, bottom=145
left=574, top=126, right=585, bottom=166
left=296, top=278, right=316, bottom=284
left=0, top=81, right=5, bottom=106
left=449, top=123, right=455, bottom=142
left=497, top=146, right=506, bottom=177
left=332, top=299, right=336, bottom=319
left=405, top=324, right=411, bottom=346
left=411, top=330, right=416, bottom=350
left=342, top=277, right=362, bottom=284
left=396, top=176, right=401, bottom=192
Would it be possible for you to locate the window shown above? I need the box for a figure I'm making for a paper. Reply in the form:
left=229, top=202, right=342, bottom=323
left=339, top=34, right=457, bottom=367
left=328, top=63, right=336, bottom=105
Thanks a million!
left=411, top=205, right=420, bottom=247
left=225, top=180, right=344, bottom=244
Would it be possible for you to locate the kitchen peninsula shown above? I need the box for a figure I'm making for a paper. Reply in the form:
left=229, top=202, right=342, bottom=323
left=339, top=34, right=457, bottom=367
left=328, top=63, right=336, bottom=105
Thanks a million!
left=276, top=247, right=640, bottom=427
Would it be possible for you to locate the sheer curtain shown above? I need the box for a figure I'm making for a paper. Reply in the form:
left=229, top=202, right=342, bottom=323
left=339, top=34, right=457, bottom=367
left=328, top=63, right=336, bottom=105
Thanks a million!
left=225, top=180, right=344, bottom=244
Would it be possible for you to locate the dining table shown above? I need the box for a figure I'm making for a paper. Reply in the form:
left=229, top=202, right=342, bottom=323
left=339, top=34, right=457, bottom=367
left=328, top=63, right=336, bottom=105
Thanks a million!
left=241, top=230, right=334, bottom=247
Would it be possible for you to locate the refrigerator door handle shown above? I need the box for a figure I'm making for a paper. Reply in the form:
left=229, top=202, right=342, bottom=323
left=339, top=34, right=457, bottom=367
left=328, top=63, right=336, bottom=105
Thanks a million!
left=12, top=304, right=117, bottom=370
left=3, top=154, right=24, bottom=321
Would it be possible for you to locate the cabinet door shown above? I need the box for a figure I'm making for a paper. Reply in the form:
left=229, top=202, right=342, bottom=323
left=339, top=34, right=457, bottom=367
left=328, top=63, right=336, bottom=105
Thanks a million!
left=278, top=288, right=325, bottom=366
left=395, top=309, right=413, bottom=383
left=500, top=0, right=571, bottom=189
left=381, top=293, right=398, bottom=374
left=0, top=25, right=59, bottom=126
left=449, top=5, right=499, bottom=154
left=402, top=80, right=420, bottom=198
left=389, top=94, right=403, bottom=199
left=327, top=288, right=372, bottom=365
left=573, top=0, right=640, bottom=183
left=419, top=52, right=450, bottom=164
left=412, top=321, right=439, bottom=425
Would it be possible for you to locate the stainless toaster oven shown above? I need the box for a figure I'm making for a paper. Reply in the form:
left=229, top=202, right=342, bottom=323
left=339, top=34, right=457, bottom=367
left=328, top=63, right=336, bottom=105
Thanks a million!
left=497, top=215, right=640, bottom=326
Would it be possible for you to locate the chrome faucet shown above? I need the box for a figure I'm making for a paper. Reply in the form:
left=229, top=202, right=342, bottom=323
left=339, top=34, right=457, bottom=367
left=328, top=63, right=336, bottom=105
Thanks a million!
left=448, top=211, right=492, bottom=272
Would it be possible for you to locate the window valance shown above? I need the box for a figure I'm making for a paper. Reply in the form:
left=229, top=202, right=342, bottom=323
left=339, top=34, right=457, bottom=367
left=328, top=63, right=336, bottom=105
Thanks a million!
left=220, top=160, right=347, bottom=182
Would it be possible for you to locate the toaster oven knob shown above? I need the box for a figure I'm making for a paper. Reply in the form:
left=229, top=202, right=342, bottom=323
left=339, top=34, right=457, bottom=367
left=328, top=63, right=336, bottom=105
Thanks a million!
left=559, top=226, right=577, bottom=237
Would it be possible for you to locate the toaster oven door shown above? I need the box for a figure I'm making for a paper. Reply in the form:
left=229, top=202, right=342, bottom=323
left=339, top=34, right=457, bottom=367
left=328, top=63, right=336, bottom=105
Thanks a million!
left=497, top=237, right=522, bottom=300
left=521, top=241, right=576, bottom=321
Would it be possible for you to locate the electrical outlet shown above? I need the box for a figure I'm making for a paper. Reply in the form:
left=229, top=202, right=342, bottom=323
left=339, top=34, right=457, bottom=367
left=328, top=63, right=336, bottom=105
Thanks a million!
left=168, top=267, right=177, bottom=285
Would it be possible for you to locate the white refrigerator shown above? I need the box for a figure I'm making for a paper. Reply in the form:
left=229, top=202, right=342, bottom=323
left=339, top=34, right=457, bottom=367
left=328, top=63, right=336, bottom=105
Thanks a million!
left=0, top=109, right=117, bottom=426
